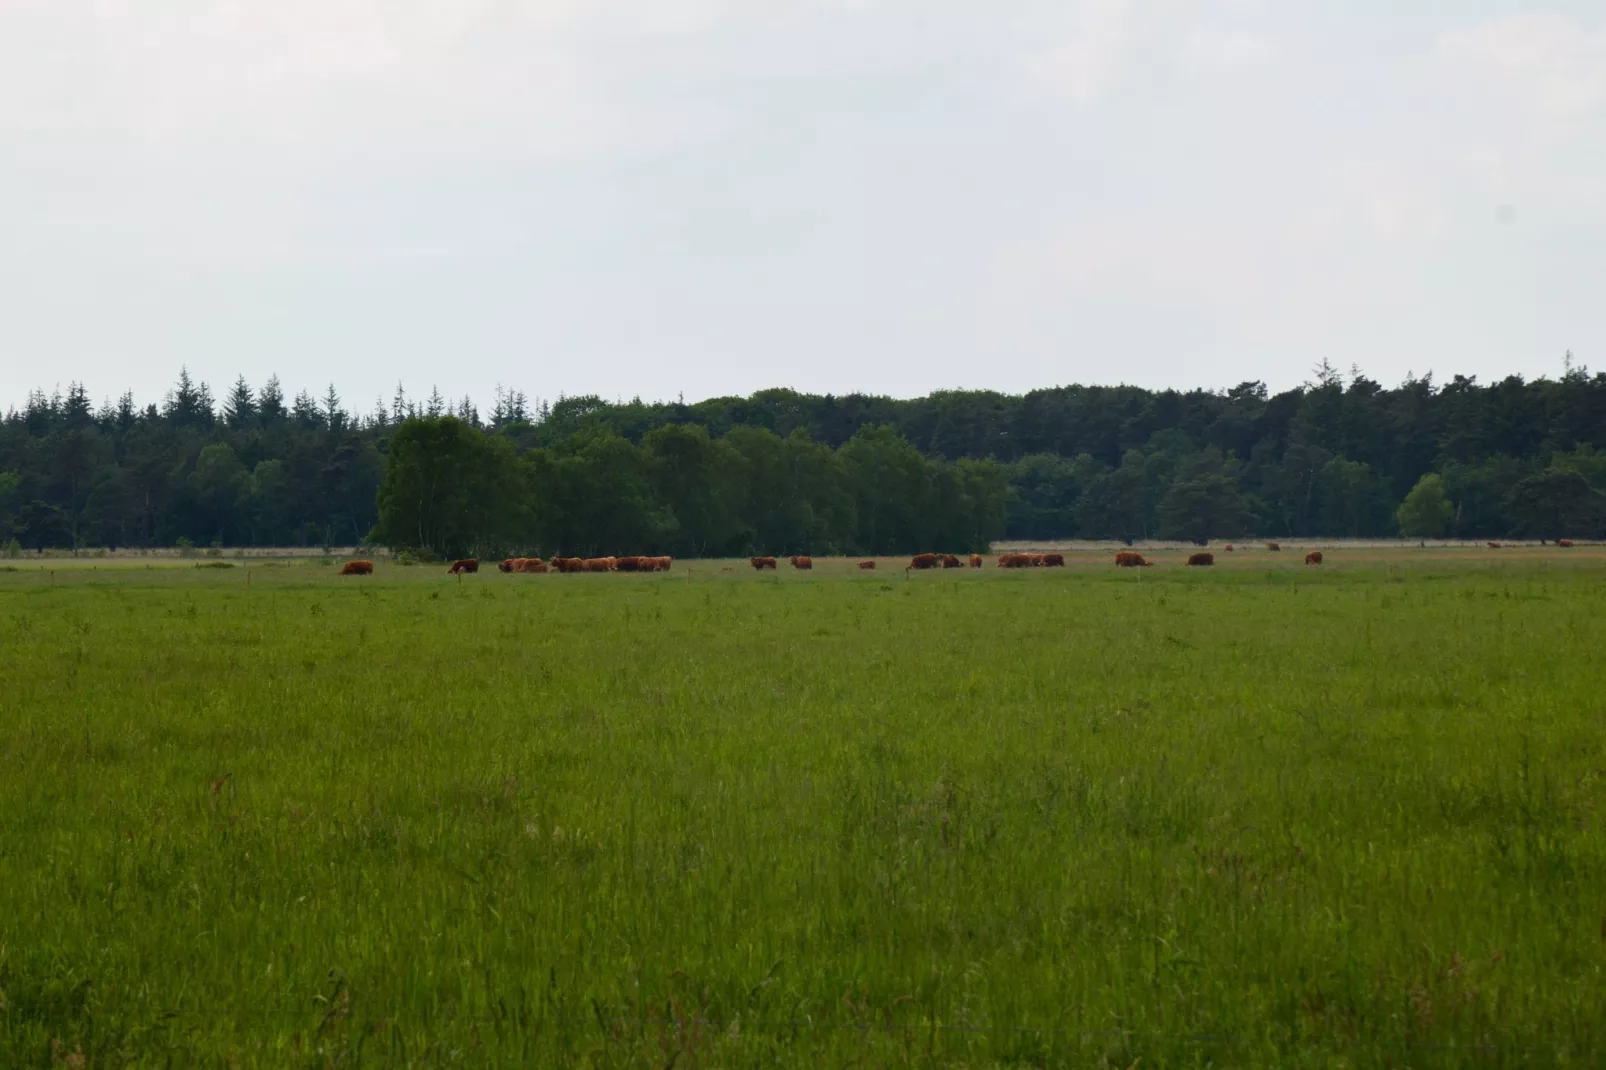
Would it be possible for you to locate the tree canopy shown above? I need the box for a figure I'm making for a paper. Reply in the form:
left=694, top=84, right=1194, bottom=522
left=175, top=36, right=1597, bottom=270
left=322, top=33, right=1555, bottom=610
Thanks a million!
left=4, top=365, right=1606, bottom=554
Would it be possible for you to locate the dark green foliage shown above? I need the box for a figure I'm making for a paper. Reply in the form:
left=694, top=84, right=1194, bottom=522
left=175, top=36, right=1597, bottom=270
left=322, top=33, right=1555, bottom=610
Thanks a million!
left=6, top=367, right=1606, bottom=550
left=374, top=417, right=524, bottom=559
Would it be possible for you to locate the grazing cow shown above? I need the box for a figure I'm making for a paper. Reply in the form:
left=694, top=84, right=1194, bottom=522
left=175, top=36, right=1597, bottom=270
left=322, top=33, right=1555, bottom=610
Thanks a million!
left=448, top=559, right=479, bottom=574
left=1114, top=551, right=1151, bottom=568
left=1305, top=551, right=1323, bottom=565
left=790, top=556, right=813, bottom=570
left=910, top=553, right=940, bottom=570
left=1042, top=553, right=1065, bottom=567
left=1187, top=552, right=1213, bottom=567
left=582, top=557, right=613, bottom=572
left=940, top=554, right=964, bottom=569
left=614, top=556, right=642, bottom=572
left=1558, top=539, right=1575, bottom=548
left=1265, top=542, right=1281, bottom=552
left=750, top=556, right=778, bottom=570
left=997, top=553, right=1029, bottom=569
left=858, top=560, right=876, bottom=570
left=1487, top=541, right=1502, bottom=549
left=339, top=560, right=373, bottom=575
left=969, top=553, right=983, bottom=569
left=1224, top=544, right=1235, bottom=552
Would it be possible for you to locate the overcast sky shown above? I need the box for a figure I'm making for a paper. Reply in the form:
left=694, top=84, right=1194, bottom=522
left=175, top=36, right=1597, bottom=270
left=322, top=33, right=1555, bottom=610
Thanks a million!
left=2, top=1, right=1603, bottom=414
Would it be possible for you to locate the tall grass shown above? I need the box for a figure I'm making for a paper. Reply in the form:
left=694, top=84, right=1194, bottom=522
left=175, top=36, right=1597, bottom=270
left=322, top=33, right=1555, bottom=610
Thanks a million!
left=1, top=555, right=1603, bottom=1065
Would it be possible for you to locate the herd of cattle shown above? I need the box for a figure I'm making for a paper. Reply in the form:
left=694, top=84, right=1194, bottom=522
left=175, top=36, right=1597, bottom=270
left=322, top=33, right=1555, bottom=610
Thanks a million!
left=334, top=545, right=1349, bottom=576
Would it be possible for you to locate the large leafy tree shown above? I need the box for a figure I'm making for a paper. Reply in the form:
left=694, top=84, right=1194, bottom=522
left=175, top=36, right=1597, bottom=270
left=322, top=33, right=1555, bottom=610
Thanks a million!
left=1396, top=474, right=1454, bottom=539
left=374, top=417, right=523, bottom=559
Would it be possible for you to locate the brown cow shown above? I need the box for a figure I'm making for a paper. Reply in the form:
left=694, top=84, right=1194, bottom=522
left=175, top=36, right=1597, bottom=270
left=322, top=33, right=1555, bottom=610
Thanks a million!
left=1265, top=542, right=1281, bottom=552
left=750, top=556, right=778, bottom=570
left=910, top=553, right=940, bottom=570
left=516, top=557, right=546, bottom=573
left=969, top=553, right=983, bottom=568
left=582, top=557, right=613, bottom=572
left=997, top=553, right=1029, bottom=569
left=497, top=558, right=515, bottom=573
left=1187, top=552, right=1213, bottom=566
left=1224, top=544, right=1234, bottom=552
left=339, top=560, right=373, bottom=575
left=614, top=556, right=642, bottom=572
left=642, top=556, right=673, bottom=571
left=1486, top=541, right=1502, bottom=549
left=551, top=557, right=584, bottom=572
left=1026, top=553, right=1045, bottom=567
left=857, top=560, right=876, bottom=570
left=1558, top=539, right=1575, bottom=548
left=1042, top=553, right=1065, bottom=567
left=790, top=556, right=813, bottom=570
left=448, top=559, right=479, bottom=574
left=1114, top=551, right=1151, bottom=568
left=938, top=554, right=963, bottom=568
left=1305, top=551, right=1323, bottom=565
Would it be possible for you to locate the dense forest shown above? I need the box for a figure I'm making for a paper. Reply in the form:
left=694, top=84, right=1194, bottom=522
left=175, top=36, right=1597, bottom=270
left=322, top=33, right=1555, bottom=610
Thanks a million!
left=3, top=361, right=1605, bottom=558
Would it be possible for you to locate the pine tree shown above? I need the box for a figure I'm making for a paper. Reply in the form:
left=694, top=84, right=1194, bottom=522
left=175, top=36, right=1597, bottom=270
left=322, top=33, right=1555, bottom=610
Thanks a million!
left=259, top=375, right=287, bottom=424
left=391, top=382, right=409, bottom=425
left=224, top=376, right=257, bottom=428
left=426, top=386, right=445, bottom=419
left=165, top=368, right=209, bottom=427
left=116, top=391, right=136, bottom=432
left=63, top=382, right=93, bottom=428
left=323, top=384, right=346, bottom=432
left=292, top=389, right=323, bottom=428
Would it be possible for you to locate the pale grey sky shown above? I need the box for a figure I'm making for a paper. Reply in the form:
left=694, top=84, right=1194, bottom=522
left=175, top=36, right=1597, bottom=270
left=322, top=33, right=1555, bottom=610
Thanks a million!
left=2, top=1, right=1603, bottom=414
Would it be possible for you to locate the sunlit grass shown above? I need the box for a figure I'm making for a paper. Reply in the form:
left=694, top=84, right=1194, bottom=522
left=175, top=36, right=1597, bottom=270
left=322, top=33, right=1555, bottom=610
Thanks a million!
left=2, top=552, right=1603, bottom=1065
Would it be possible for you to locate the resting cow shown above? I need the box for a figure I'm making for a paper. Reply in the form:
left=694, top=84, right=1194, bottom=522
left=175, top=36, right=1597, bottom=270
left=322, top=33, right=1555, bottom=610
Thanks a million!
left=910, top=553, right=939, bottom=570
left=551, top=557, right=584, bottom=572
left=750, top=556, right=778, bottom=570
left=1042, top=553, right=1065, bottom=567
left=448, top=559, right=479, bottom=574
left=1305, top=551, right=1323, bottom=565
left=339, top=560, right=373, bottom=575
left=858, top=560, right=876, bottom=570
left=789, top=556, right=813, bottom=570
left=1187, top=552, right=1213, bottom=566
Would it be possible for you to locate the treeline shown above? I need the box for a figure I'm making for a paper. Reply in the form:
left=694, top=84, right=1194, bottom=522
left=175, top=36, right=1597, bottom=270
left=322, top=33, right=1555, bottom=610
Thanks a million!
left=3, top=361, right=1606, bottom=556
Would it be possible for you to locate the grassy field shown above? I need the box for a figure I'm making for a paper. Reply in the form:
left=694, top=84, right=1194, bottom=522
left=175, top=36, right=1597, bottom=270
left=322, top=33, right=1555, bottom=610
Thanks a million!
left=2, top=550, right=1604, bottom=1066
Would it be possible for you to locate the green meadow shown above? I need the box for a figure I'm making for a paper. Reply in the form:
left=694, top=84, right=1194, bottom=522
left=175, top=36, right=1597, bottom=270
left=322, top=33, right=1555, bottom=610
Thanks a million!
left=1, top=552, right=1603, bottom=1066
